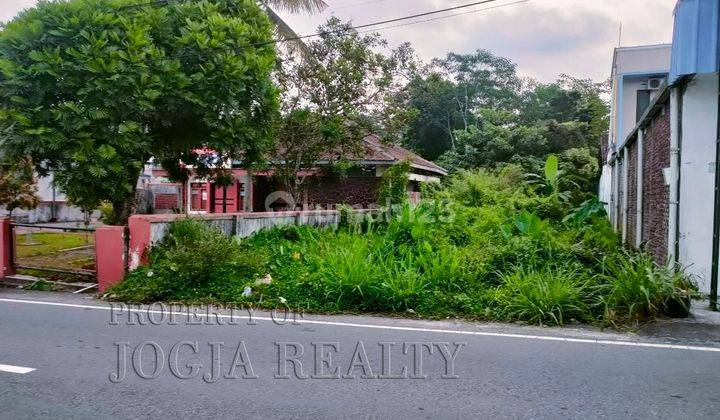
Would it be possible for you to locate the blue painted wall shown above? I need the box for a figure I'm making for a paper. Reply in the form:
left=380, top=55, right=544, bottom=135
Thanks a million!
left=670, top=0, right=720, bottom=84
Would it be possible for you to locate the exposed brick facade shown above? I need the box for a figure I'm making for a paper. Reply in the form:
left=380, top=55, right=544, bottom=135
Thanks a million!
left=306, top=176, right=381, bottom=209
left=641, top=108, right=671, bottom=265
left=626, top=143, right=638, bottom=247
left=252, top=176, right=382, bottom=211
left=154, top=193, right=179, bottom=210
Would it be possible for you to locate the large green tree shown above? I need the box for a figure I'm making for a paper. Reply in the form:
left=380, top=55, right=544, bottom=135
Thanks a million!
left=404, top=49, right=522, bottom=159
left=0, top=0, right=279, bottom=224
left=272, top=18, right=415, bottom=202
left=426, top=72, right=609, bottom=199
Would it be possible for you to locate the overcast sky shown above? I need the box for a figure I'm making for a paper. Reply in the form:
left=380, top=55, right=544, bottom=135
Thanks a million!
left=2, top=0, right=677, bottom=82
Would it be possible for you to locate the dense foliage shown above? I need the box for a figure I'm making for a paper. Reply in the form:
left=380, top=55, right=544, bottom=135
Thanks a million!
left=109, top=168, right=695, bottom=327
left=377, top=160, right=410, bottom=206
left=403, top=53, right=608, bottom=195
left=0, top=0, right=279, bottom=224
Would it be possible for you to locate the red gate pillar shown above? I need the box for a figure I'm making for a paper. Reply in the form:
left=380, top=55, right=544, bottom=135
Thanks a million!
left=0, top=217, right=16, bottom=279
left=128, top=215, right=152, bottom=270
left=95, top=226, right=126, bottom=292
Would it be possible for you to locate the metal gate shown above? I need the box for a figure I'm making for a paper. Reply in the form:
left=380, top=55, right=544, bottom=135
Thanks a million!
left=10, top=222, right=97, bottom=287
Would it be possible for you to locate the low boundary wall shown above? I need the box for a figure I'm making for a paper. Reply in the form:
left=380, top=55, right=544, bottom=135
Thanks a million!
left=127, top=210, right=376, bottom=272
left=1, top=210, right=375, bottom=293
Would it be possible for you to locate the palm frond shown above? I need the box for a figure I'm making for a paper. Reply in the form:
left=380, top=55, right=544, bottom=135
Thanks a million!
left=260, top=1, right=327, bottom=59
left=261, top=0, right=328, bottom=14
left=262, top=5, right=311, bottom=57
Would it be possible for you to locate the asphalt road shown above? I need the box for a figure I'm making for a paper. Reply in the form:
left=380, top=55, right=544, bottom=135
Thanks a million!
left=1, top=289, right=719, bottom=419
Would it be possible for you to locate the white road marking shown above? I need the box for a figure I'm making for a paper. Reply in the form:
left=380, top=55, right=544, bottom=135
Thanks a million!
left=0, top=364, right=35, bottom=374
left=1, top=297, right=719, bottom=353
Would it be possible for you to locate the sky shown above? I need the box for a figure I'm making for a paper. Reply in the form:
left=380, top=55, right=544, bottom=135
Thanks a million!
left=1, top=0, right=678, bottom=82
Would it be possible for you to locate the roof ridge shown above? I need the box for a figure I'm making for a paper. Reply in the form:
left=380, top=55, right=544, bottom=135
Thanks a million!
left=362, top=135, right=396, bottom=162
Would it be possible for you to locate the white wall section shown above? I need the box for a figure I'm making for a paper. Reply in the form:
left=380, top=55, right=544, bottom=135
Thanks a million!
left=678, top=74, right=719, bottom=292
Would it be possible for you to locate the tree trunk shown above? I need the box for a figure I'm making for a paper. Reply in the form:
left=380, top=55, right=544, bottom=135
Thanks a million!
left=283, top=177, right=302, bottom=211
left=111, top=198, right=136, bottom=226
left=447, top=116, right=456, bottom=150
left=111, top=170, right=141, bottom=226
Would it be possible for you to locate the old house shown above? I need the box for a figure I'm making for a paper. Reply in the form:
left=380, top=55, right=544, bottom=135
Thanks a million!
left=148, top=135, right=447, bottom=213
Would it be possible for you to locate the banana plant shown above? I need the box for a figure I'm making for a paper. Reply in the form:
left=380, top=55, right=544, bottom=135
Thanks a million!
left=544, top=154, right=560, bottom=193
left=525, top=154, right=577, bottom=202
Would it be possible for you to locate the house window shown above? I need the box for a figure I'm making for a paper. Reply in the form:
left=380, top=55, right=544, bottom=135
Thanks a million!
left=636, top=90, right=652, bottom=122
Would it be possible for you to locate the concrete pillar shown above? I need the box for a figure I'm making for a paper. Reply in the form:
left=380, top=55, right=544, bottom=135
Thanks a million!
left=636, top=129, right=645, bottom=248
left=186, top=177, right=193, bottom=215
left=622, top=147, right=629, bottom=243
left=95, top=226, right=126, bottom=292
left=206, top=181, right=213, bottom=213
left=668, top=87, right=681, bottom=265
left=0, top=217, right=16, bottom=279
left=245, top=172, right=254, bottom=212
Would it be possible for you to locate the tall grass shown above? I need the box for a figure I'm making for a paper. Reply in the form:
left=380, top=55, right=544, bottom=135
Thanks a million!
left=498, top=266, right=590, bottom=326
left=598, top=252, right=696, bottom=323
left=314, top=235, right=380, bottom=308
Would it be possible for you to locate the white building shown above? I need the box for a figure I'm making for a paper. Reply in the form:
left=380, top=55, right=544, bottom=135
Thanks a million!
left=601, top=44, right=671, bottom=221
left=604, top=0, right=720, bottom=308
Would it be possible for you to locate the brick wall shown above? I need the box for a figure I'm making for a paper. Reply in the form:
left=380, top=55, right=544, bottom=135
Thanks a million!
left=306, top=176, right=381, bottom=209
left=626, top=142, right=638, bottom=247
left=642, top=108, right=671, bottom=264
left=154, top=193, right=179, bottom=210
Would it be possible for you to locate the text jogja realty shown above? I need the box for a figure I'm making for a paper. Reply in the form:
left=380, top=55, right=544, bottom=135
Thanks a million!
left=109, top=341, right=466, bottom=383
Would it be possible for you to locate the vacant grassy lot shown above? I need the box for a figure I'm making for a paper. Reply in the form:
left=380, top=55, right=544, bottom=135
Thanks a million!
left=15, top=231, right=94, bottom=258
left=15, top=231, right=95, bottom=273
left=109, top=170, right=698, bottom=327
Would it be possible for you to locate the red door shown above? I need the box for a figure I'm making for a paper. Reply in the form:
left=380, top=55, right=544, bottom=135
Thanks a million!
left=212, top=181, right=243, bottom=213
left=190, top=183, right=208, bottom=211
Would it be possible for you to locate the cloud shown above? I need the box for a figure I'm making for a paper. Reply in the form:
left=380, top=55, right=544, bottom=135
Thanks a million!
left=369, top=3, right=619, bottom=81
left=1, top=0, right=37, bottom=23
left=1, top=0, right=677, bottom=82
left=280, top=0, right=677, bottom=82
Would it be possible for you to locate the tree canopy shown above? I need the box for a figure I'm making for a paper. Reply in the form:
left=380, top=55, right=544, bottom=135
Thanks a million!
left=0, top=0, right=279, bottom=224
left=271, top=18, right=415, bottom=201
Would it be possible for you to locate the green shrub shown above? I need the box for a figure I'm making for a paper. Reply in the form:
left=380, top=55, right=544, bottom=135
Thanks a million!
left=428, top=169, right=514, bottom=207
left=379, top=257, right=429, bottom=311
left=99, top=202, right=114, bottom=225
left=159, top=220, right=256, bottom=287
left=563, top=197, right=607, bottom=224
left=109, top=219, right=266, bottom=302
left=313, top=234, right=381, bottom=309
left=415, top=244, right=468, bottom=292
left=498, top=266, right=591, bottom=326
left=383, top=201, right=437, bottom=246
left=598, top=252, right=697, bottom=323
